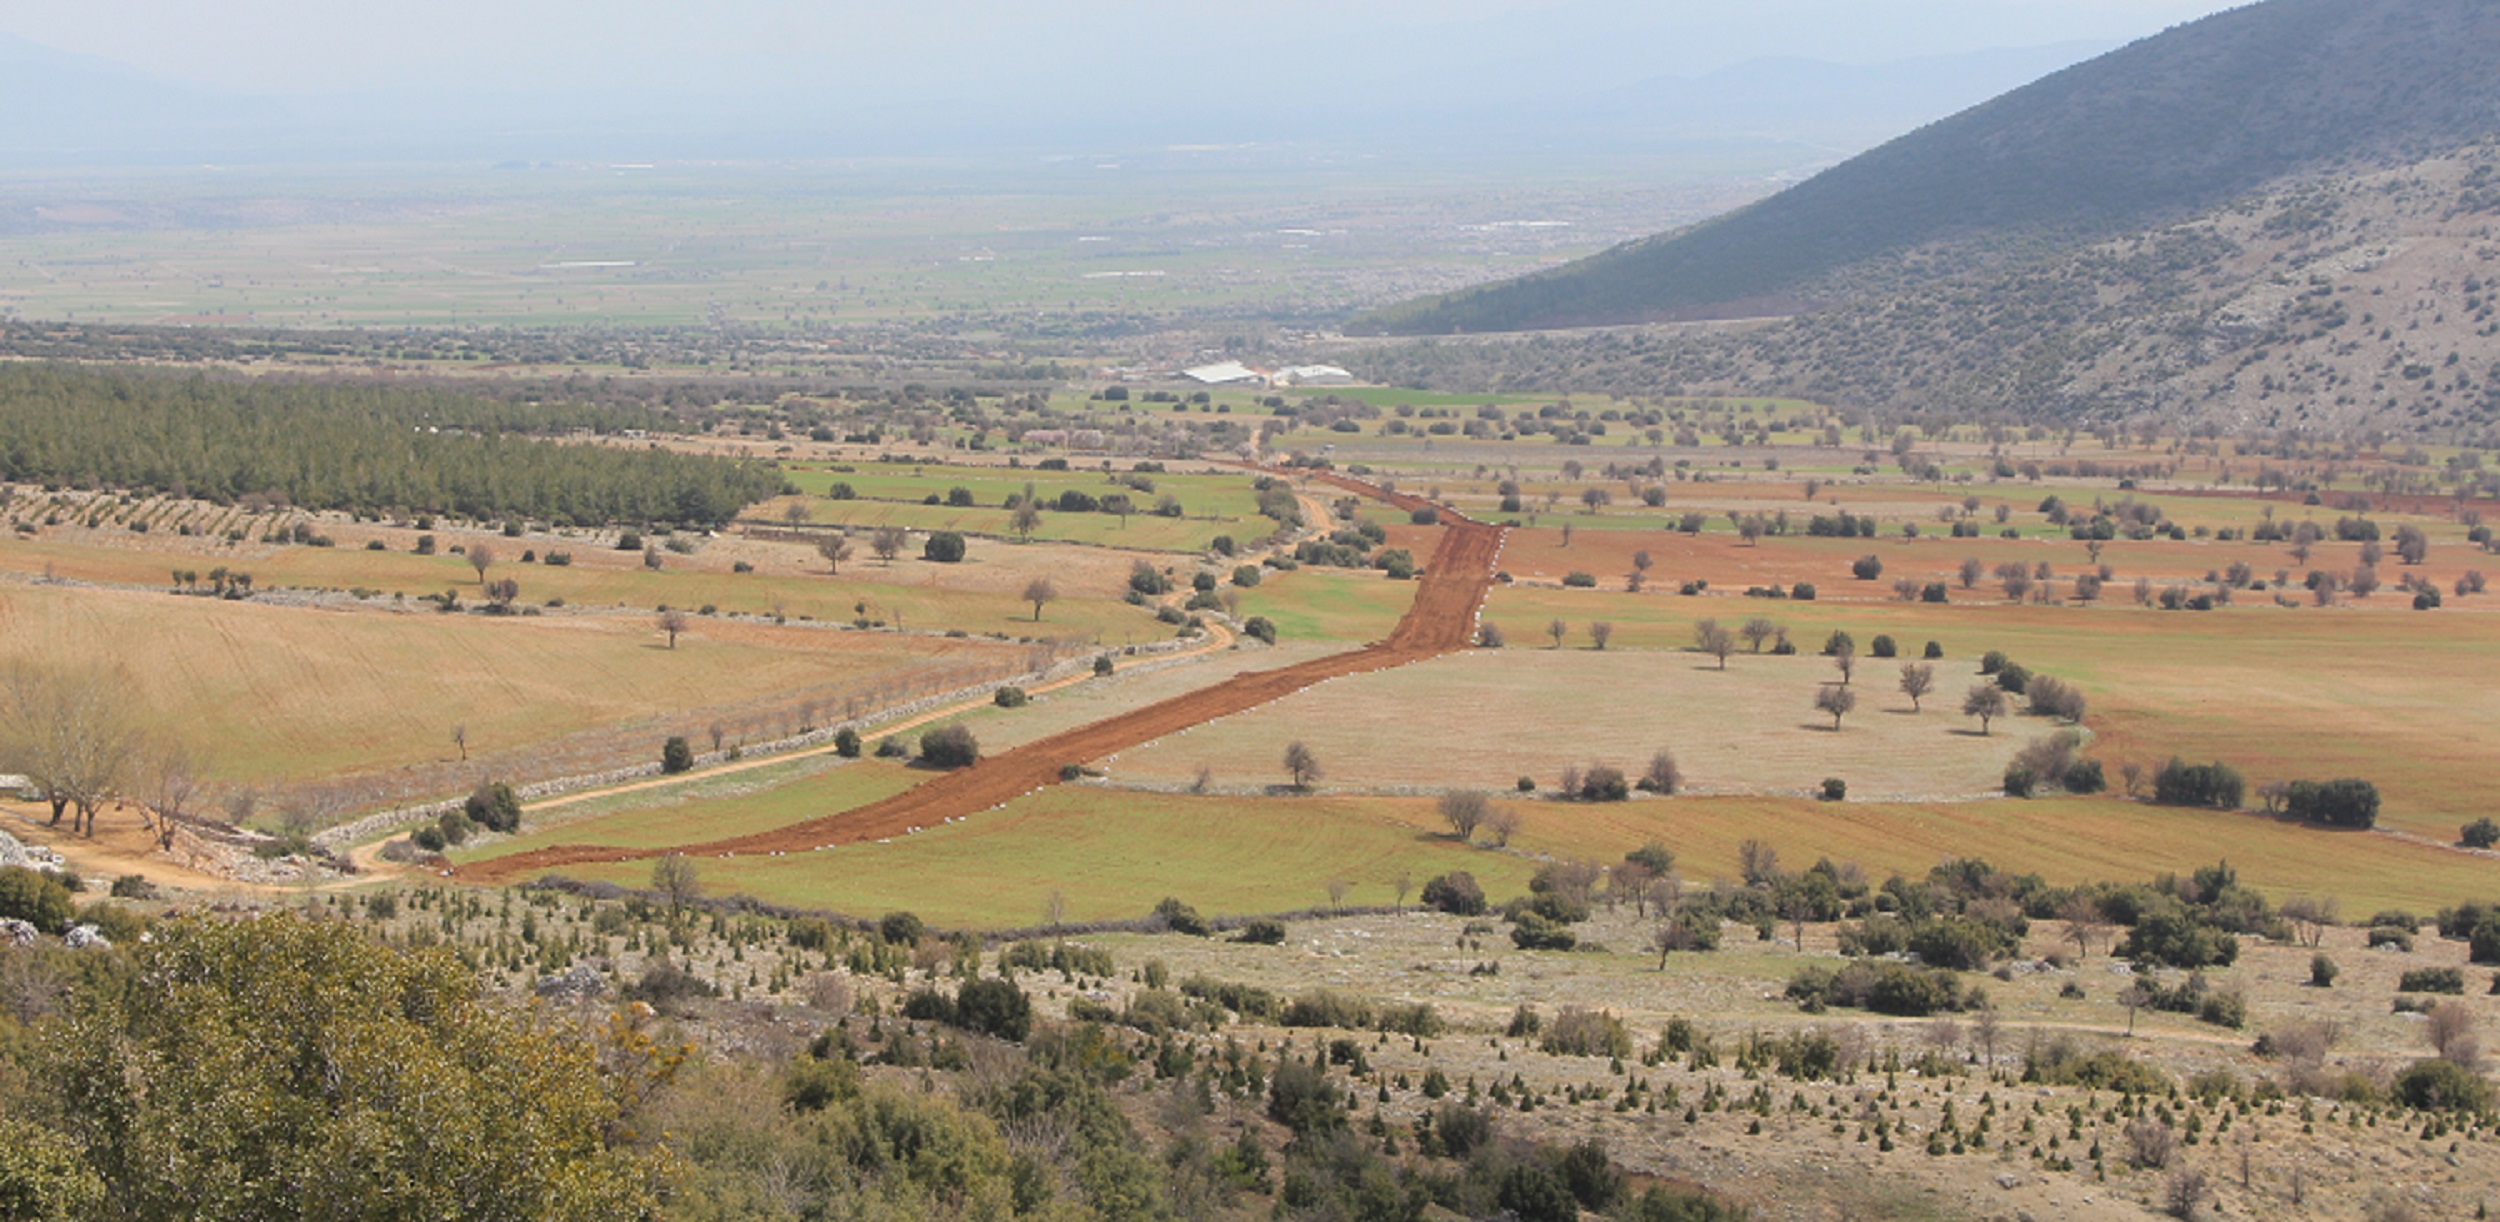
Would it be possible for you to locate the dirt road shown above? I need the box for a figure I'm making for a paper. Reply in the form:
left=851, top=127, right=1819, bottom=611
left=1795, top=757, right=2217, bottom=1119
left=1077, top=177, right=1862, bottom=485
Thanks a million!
left=462, top=481, right=1503, bottom=883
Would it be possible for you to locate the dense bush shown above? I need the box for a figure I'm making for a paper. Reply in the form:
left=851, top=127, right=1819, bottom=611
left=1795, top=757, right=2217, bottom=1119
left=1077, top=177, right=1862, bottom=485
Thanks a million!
left=1787, top=961, right=1969, bottom=1016
left=463, top=781, right=522, bottom=834
left=918, top=723, right=979, bottom=769
left=1241, top=616, right=1278, bottom=644
left=2284, top=778, right=2380, bottom=828
left=2395, top=1059, right=2491, bottom=1112
left=2153, top=758, right=2244, bottom=809
left=833, top=727, right=862, bottom=758
left=660, top=736, right=695, bottom=774
left=2465, top=818, right=2500, bottom=849
left=1421, top=872, right=1487, bottom=916
left=1235, top=919, right=1287, bottom=945
left=0, top=865, right=76, bottom=931
left=2118, top=906, right=2240, bottom=969
left=1509, top=912, right=1578, bottom=951
left=952, top=977, right=1033, bottom=1041
left=922, top=531, right=966, bottom=562
left=1152, top=897, right=1210, bottom=937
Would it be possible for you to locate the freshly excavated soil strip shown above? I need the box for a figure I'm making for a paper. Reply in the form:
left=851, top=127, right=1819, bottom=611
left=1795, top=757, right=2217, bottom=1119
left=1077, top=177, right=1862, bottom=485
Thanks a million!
left=462, top=479, right=1502, bottom=882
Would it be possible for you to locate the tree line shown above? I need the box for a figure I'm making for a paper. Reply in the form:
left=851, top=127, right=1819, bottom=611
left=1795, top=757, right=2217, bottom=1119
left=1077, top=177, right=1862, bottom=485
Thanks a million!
left=0, top=364, right=786, bottom=526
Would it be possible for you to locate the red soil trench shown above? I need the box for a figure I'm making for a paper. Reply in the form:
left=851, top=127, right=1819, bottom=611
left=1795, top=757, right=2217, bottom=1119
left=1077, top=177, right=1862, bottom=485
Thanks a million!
left=461, top=476, right=1503, bottom=883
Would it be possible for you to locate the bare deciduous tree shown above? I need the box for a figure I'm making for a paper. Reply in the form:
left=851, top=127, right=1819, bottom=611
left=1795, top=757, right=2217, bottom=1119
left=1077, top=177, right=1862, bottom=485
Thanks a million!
left=1588, top=621, right=1612, bottom=650
left=652, top=852, right=701, bottom=917
left=142, top=741, right=203, bottom=852
left=1899, top=662, right=1935, bottom=711
left=871, top=526, right=909, bottom=564
left=1484, top=806, right=1520, bottom=848
left=2429, top=1000, right=2481, bottom=1068
left=1741, top=617, right=1777, bottom=653
left=2279, top=895, right=2338, bottom=948
left=1547, top=619, right=1568, bottom=649
left=0, top=662, right=144, bottom=837
left=467, top=542, right=496, bottom=583
left=450, top=723, right=468, bottom=762
left=1010, top=502, right=1042, bottom=541
left=1694, top=619, right=1734, bottom=670
left=657, top=608, right=691, bottom=649
left=816, top=533, right=855, bottom=574
left=1438, top=790, right=1490, bottom=841
left=1963, top=683, right=2008, bottom=734
left=1023, top=576, right=1058, bottom=622
left=1831, top=641, right=1857, bottom=685
left=1324, top=877, right=1351, bottom=910
left=1283, top=741, right=1322, bottom=790
left=1815, top=684, right=1857, bottom=730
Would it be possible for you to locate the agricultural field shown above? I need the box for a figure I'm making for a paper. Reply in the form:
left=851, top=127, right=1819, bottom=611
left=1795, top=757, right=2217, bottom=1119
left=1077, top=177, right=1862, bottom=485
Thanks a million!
left=0, top=578, right=1032, bottom=787
left=1104, top=647, right=2025, bottom=800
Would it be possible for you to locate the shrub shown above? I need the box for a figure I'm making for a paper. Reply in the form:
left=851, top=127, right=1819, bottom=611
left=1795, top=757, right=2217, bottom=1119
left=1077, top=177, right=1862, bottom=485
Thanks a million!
left=1235, top=919, right=1287, bottom=945
left=2285, top=778, right=2380, bottom=828
left=1421, top=872, right=1486, bottom=916
left=0, top=865, right=76, bottom=931
left=1540, top=1007, right=1633, bottom=1058
left=1510, top=912, right=1577, bottom=951
left=1281, top=990, right=1373, bottom=1030
left=410, top=827, right=446, bottom=854
left=953, top=977, right=1033, bottom=1041
left=1410, top=507, right=1439, bottom=525
left=2465, top=818, right=2500, bottom=849
left=463, top=781, right=523, bottom=834
left=1820, top=778, right=1847, bottom=802
left=2400, top=967, right=2467, bottom=994
left=918, top=723, right=980, bottom=768
left=660, top=736, right=695, bottom=774
left=993, top=686, right=1029, bottom=708
left=1241, top=616, right=1278, bottom=645
left=833, top=727, right=862, bottom=758
left=2311, top=954, right=2339, bottom=987
left=1923, top=640, right=1944, bottom=659
left=922, top=531, right=966, bottom=562
left=1791, top=582, right=1816, bottom=600
left=1231, top=564, right=1263, bottom=588
left=1577, top=765, right=1630, bottom=802
left=2119, top=908, right=2240, bottom=969
left=1561, top=571, right=1597, bottom=588
left=1851, top=554, right=1883, bottom=580
left=1152, top=897, right=1210, bottom=937
left=2394, top=1058, right=2491, bottom=1111
left=877, top=911, right=924, bottom=945
left=1869, top=634, right=1897, bottom=658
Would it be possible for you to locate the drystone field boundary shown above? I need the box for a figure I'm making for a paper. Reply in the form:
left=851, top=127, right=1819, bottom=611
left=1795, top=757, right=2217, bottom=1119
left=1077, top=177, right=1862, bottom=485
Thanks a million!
left=463, top=475, right=1501, bottom=882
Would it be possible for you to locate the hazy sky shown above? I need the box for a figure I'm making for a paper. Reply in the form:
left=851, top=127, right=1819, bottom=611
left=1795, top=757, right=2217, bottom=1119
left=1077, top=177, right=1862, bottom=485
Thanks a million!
left=1, top=0, right=2254, bottom=94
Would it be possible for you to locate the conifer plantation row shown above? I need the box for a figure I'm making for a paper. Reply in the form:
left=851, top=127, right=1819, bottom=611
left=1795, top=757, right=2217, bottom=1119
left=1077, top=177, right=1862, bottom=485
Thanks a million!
left=0, top=363, right=787, bottom=526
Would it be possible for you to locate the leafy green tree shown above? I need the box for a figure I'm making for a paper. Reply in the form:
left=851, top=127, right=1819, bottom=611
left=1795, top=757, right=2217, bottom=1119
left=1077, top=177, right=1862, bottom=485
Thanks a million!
left=29, top=915, right=667, bottom=1220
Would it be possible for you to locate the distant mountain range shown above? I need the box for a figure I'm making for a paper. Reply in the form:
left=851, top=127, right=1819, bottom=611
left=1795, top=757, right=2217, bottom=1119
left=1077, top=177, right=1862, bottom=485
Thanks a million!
left=0, top=31, right=2110, bottom=167
left=1355, top=0, right=2500, bottom=336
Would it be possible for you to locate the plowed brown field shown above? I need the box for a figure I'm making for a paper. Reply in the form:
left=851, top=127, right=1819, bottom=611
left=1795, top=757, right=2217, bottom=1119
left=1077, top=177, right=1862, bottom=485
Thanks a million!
left=463, top=478, right=1502, bottom=882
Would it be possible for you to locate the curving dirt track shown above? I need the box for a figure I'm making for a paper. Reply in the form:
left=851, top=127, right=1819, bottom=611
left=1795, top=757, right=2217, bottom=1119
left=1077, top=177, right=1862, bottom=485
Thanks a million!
left=462, top=478, right=1503, bottom=883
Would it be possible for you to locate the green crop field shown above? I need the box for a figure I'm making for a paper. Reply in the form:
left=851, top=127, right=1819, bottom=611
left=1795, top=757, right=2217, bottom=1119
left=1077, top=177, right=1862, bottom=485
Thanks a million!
left=551, top=787, right=1543, bottom=929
